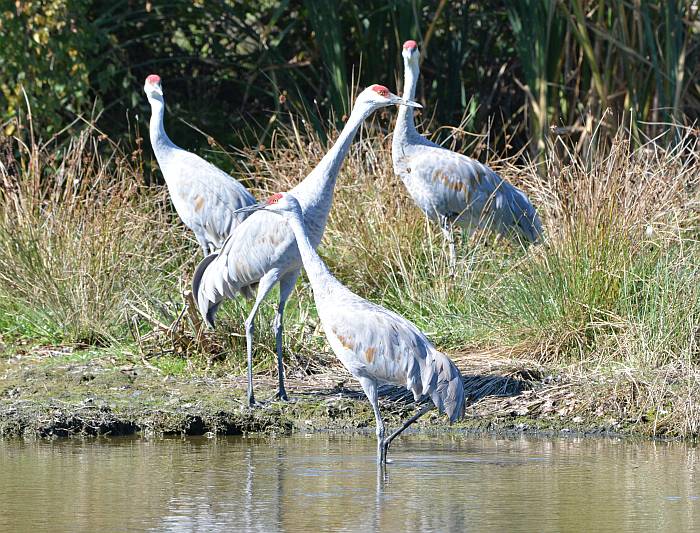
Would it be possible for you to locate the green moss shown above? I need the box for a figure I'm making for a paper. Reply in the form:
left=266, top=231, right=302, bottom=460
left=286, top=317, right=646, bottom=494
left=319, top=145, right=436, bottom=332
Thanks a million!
left=1, top=350, right=697, bottom=441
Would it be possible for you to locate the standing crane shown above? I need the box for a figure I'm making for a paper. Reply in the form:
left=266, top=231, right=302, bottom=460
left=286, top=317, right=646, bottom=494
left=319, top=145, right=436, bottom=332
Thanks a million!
left=392, top=41, right=543, bottom=267
left=235, top=192, right=465, bottom=464
left=144, top=74, right=256, bottom=256
left=193, top=85, right=421, bottom=406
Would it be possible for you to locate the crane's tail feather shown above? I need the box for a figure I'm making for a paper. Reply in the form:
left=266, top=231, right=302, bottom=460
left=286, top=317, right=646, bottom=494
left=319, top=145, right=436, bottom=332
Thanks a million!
left=192, top=252, right=220, bottom=328
left=204, top=301, right=221, bottom=329
left=192, top=252, right=219, bottom=300
left=506, top=188, right=543, bottom=244
left=422, top=349, right=466, bottom=423
left=479, top=180, right=543, bottom=245
left=192, top=252, right=254, bottom=328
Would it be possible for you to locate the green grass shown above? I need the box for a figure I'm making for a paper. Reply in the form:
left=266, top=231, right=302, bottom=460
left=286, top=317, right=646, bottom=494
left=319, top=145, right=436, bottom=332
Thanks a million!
left=0, top=114, right=698, bottom=383
left=0, top=131, right=186, bottom=348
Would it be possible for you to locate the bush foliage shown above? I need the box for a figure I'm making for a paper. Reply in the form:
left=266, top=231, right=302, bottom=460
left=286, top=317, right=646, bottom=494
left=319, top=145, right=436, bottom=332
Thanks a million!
left=1, top=1, right=697, bottom=152
left=0, top=0, right=97, bottom=135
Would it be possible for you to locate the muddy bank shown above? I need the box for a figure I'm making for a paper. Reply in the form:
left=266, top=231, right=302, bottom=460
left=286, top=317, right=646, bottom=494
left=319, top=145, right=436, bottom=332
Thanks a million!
left=1, top=349, right=698, bottom=440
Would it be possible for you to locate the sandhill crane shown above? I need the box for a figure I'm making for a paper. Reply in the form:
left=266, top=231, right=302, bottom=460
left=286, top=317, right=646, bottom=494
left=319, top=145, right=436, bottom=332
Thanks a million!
left=193, top=85, right=421, bottom=406
left=393, top=41, right=543, bottom=267
left=236, top=192, right=465, bottom=464
left=144, top=74, right=256, bottom=256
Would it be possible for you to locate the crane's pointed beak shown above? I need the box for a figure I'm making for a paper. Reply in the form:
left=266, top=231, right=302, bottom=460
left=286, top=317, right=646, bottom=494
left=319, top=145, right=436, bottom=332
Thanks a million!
left=153, top=84, right=163, bottom=96
left=233, top=202, right=267, bottom=215
left=393, top=96, right=422, bottom=108
left=386, top=91, right=421, bottom=108
left=402, top=99, right=422, bottom=108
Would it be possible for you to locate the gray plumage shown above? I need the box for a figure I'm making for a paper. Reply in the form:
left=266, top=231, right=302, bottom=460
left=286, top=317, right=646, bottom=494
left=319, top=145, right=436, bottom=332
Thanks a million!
left=243, top=192, right=465, bottom=464
left=192, top=85, right=422, bottom=406
left=144, top=74, right=256, bottom=256
left=392, top=41, right=543, bottom=263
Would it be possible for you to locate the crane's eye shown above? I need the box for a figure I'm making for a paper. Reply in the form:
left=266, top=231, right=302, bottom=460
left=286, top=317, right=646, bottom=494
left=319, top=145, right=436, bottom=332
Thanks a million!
left=267, top=193, right=283, bottom=205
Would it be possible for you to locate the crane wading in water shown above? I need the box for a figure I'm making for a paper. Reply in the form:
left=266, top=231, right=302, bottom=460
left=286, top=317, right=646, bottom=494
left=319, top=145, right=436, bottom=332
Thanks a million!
left=144, top=74, right=256, bottom=256
left=193, top=85, right=422, bottom=406
left=235, top=192, right=465, bottom=464
left=392, top=41, right=543, bottom=267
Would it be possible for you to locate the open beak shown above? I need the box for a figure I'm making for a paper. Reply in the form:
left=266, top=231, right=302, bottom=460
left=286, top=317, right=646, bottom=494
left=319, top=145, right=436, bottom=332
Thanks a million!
left=233, top=202, right=267, bottom=215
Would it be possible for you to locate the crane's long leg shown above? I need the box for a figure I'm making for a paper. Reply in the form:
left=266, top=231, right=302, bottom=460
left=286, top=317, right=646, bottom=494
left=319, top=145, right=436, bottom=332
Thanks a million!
left=439, top=216, right=457, bottom=275
left=358, top=377, right=384, bottom=464
left=273, top=269, right=300, bottom=401
left=245, top=271, right=280, bottom=407
left=382, top=403, right=433, bottom=460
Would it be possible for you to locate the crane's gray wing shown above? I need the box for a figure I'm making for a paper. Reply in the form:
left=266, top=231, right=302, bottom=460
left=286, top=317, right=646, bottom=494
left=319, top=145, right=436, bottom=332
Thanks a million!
left=319, top=296, right=434, bottom=399
left=198, top=210, right=297, bottom=302
left=321, top=296, right=464, bottom=419
left=171, top=151, right=256, bottom=246
left=409, top=149, right=542, bottom=242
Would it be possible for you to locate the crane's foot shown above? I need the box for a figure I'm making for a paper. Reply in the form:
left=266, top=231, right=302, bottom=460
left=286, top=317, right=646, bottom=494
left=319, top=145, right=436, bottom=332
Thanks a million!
left=275, top=395, right=295, bottom=403
left=247, top=394, right=263, bottom=409
left=377, top=439, right=389, bottom=466
left=275, top=388, right=291, bottom=402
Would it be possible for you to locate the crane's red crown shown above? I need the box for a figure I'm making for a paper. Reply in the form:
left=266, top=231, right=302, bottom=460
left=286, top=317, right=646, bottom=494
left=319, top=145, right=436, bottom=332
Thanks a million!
left=267, top=193, right=284, bottom=205
left=146, top=74, right=161, bottom=85
left=370, top=84, right=390, bottom=97
left=403, top=40, right=418, bottom=51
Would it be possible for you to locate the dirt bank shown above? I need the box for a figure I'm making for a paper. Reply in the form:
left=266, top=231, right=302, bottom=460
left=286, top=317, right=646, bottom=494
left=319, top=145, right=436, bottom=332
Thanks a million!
left=1, top=348, right=698, bottom=440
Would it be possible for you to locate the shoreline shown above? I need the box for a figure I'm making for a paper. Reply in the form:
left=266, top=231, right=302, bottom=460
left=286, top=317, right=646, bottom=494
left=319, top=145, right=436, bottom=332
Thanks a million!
left=1, top=349, right=698, bottom=441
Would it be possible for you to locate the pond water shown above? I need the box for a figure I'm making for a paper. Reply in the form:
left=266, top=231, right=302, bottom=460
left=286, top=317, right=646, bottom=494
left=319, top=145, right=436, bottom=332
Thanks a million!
left=1, top=433, right=698, bottom=532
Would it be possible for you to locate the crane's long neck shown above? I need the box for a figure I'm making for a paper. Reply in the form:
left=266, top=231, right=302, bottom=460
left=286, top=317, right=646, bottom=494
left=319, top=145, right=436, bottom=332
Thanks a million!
left=291, top=101, right=373, bottom=206
left=148, top=96, right=177, bottom=162
left=285, top=211, right=336, bottom=294
left=393, top=59, right=419, bottom=148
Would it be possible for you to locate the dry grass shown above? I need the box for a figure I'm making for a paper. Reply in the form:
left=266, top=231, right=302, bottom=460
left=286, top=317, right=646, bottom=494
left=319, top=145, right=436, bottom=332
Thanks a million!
left=0, top=113, right=699, bottom=434
left=0, top=128, right=188, bottom=344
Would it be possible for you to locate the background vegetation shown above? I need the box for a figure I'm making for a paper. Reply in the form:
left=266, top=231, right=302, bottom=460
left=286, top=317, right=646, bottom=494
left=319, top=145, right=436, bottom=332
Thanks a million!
left=1, top=1, right=698, bottom=155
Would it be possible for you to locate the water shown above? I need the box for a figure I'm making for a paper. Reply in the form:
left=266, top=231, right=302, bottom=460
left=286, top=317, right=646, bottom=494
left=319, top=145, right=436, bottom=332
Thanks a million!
left=1, top=434, right=698, bottom=532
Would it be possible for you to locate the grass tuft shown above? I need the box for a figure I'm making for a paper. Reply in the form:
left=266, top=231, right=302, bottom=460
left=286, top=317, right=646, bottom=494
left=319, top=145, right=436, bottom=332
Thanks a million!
left=0, top=128, right=188, bottom=345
